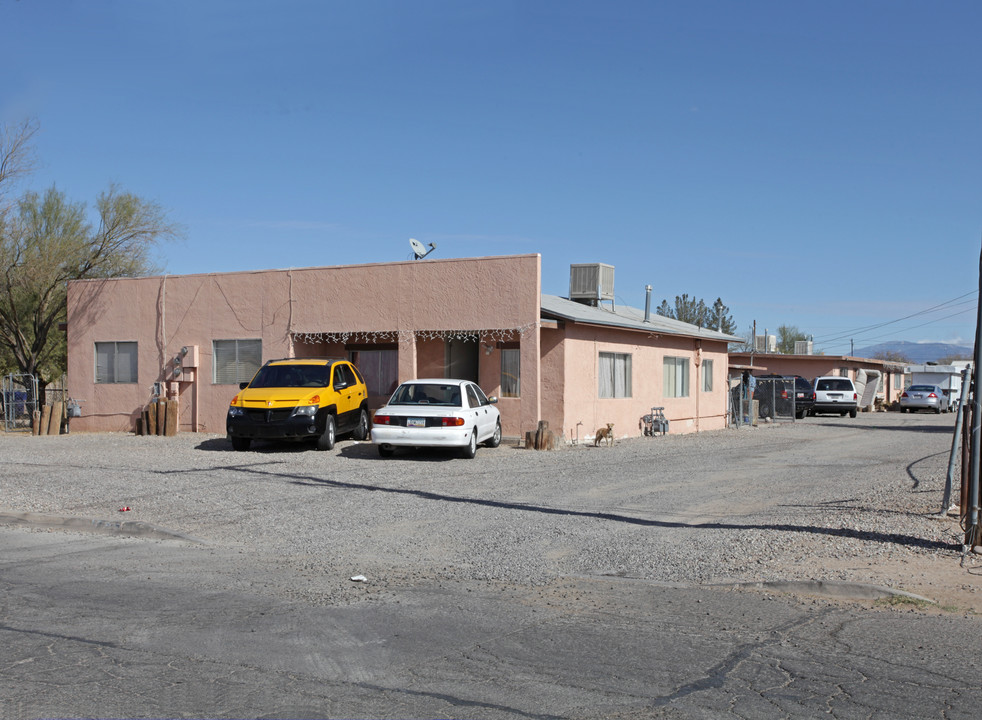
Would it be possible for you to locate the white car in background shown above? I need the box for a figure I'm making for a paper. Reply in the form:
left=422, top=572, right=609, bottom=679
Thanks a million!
left=371, top=379, right=501, bottom=458
left=812, top=376, right=859, bottom=418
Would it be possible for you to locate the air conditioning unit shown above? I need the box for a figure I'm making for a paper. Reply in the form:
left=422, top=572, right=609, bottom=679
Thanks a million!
left=794, top=340, right=814, bottom=355
left=569, top=263, right=615, bottom=305
left=754, top=335, right=777, bottom=352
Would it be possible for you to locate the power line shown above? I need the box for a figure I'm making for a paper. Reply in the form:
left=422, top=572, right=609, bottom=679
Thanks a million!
left=811, top=291, right=978, bottom=345
left=815, top=306, right=976, bottom=355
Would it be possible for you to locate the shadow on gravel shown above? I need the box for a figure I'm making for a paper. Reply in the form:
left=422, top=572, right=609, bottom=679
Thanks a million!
left=906, top=451, right=950, bottom=490
left=816, top=420, right=956, bottom=434
left=194, top=437, right=482, bottom=462
left=337, top=445, right=475, bottom=461
left=195, top=438, right=372, bottom=455
left=226, top=464, right=959, bottom=553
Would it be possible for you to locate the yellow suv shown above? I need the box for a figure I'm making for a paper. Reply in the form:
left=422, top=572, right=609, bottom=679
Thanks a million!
left=226, top=358, right=369, bottom=451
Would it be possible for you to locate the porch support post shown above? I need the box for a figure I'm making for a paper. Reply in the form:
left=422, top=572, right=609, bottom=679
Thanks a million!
left=521, top=324, right=542, bottom=442
left=398, top=331, right=417, bottom=383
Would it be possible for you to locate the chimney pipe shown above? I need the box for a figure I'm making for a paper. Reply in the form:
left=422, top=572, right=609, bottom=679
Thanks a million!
left=644, top=285, right=652, bottom=323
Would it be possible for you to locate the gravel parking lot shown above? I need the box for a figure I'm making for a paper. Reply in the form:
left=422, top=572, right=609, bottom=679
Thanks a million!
left=1, top=411, right=979, bottom=612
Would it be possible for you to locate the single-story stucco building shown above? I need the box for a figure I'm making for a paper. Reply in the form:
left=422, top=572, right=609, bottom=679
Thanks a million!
left=728, top=352, right=907, bottom=407
left=66, top=254, right=740, bottom=442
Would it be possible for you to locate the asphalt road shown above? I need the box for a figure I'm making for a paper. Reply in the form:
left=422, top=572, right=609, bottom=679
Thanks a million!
left=2, top=413, right=982, bottom=719
left=4, top=528, right=980, bottom=719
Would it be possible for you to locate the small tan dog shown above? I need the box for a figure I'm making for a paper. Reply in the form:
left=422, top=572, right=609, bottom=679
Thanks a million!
left=594, top=423, right=614, bottom=447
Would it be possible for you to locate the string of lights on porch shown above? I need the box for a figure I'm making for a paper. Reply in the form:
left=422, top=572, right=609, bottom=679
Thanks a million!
left=292, top=322, right=537, bottom=346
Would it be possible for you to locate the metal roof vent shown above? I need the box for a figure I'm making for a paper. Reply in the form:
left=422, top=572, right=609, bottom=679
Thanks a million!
left=569, top=263, right=615, bottom=307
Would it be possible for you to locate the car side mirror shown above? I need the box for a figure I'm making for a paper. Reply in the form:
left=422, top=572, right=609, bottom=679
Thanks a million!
left=487, top=396, right=498, bottom=404
left=335, top=380, right=348, bottom=390
left=239, top=382, right=249, bottom=390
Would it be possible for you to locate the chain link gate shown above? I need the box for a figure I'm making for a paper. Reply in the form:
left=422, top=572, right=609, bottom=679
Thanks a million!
left=3, top=374, right=39, bottom=432
left=754, top=375, right=799, bottom=422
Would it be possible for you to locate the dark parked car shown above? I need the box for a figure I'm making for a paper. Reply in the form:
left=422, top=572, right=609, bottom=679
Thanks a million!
left=754, top=374, right=815, bottom=419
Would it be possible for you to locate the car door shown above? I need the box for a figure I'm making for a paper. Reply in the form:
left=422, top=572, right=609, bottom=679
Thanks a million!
left=332, top=363, right=363, bottom=429
left=464, top=383, right=488, bottom=440
left=466, top=382, right=495, bottom=440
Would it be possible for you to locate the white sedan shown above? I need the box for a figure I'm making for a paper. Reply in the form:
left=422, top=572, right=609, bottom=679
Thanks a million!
left=371, top=379, right=501, bottom=458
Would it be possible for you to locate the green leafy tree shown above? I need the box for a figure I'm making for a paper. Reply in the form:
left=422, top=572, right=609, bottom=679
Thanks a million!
left=709, top=298, right=736, bottom=334
left=776, top=324, right=808, bottom=354
left=0, top=185, right=180, bottom=392
left=657, top=294, right=736, bottom=334
left=0, top=121, right=183, bottom=402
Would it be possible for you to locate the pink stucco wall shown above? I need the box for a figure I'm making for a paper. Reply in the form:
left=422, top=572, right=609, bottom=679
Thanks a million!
left=553, top=324, right=730, bottom=442
left=67, top=255, right=543, bottom=436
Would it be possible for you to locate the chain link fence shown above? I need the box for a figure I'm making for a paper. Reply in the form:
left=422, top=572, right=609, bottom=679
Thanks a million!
left=3, top=374, right=39, bottom=432
left=730, top=374, right=805, bottom=427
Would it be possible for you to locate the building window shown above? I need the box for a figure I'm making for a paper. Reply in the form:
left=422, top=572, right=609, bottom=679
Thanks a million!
left=702, top=358, right=714, bottom=393
left=95, top=342, right=138, bottom=384
left=839, top=367, right=850, bottom=378
left=599, top=352, right=632, bottom=398
left=500, top=348, right=520, bottom=398
left=213, top=339, right=262, bottom=385
left=664, top=356, right=690, bottom=398
left=350, top=348, right=399, bottom=398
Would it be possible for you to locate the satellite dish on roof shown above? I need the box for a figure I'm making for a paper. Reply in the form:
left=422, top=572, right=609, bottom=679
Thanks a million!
left=409, top=238, right=437, bottom=260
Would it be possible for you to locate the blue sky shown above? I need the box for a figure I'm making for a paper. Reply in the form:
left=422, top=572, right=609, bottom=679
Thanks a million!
left=3, top=0, right=980, bottom=354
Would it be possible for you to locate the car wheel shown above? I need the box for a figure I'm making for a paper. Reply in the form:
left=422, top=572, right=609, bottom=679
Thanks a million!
left=934, top=406, right=941, bottom=414
left=461, top=429, right=477, bottom=459
left=759, top=402, right=771, bottom=419
left=849, top=408, right=857, bottom=418
left=378, top=444, right=394, bottom=458
left=353, top=408, right=370, bottom=441
left=317, top=414, right=336, bottom=451
left=795, top=410, right=804, bottom=420
left=230, top=436, right=251, bottom=451
left=840, top=411, right=847, bottom=417
left=485, top=420, right=502, bottom=448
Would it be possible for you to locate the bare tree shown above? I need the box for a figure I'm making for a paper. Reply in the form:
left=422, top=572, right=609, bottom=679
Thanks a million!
left=0, top=119, right=39, bottom=217
left=873, top=350, right=913, bottom=363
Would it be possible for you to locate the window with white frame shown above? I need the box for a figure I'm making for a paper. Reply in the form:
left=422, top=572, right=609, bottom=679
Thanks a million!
left=95, top=342, right=138, bottom=384
left=500, top=348, right=520, bottom=397
left=664, top=356, right=690, bottom=398
left=702, top=358, right=714, bottom=392
left=213, top=339, right=262, bottom=384
left=839, top=367, right=850, bottom=378
left=599, top=352, right=632, bottom=398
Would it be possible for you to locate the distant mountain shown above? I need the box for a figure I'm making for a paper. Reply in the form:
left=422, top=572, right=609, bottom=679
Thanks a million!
left=853, top=341, right=973, bottom=364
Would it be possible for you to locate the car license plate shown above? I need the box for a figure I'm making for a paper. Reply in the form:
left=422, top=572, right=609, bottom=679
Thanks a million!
left=407, top=417, right=426, bottom=428
left=796, top=392, right=805, bottom=398
left=828, top=393, right=841, bottom=399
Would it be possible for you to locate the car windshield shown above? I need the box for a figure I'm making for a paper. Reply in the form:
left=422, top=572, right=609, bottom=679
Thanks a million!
left=816, top=379, right=852, bottom=392
left=249, top=364, right=331, bottom=388
left=908, top=385, right=935, bottom=392
left=389, top=383, right=463, bottom=407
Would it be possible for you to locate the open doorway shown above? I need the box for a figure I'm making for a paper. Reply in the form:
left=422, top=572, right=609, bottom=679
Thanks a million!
left=445, top=337, right=479, bottom=382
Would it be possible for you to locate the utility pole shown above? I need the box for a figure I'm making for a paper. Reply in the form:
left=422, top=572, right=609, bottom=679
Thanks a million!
left=967, top=238, right=982, bottom=553
left=850, top=338, right=854, bottom=356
